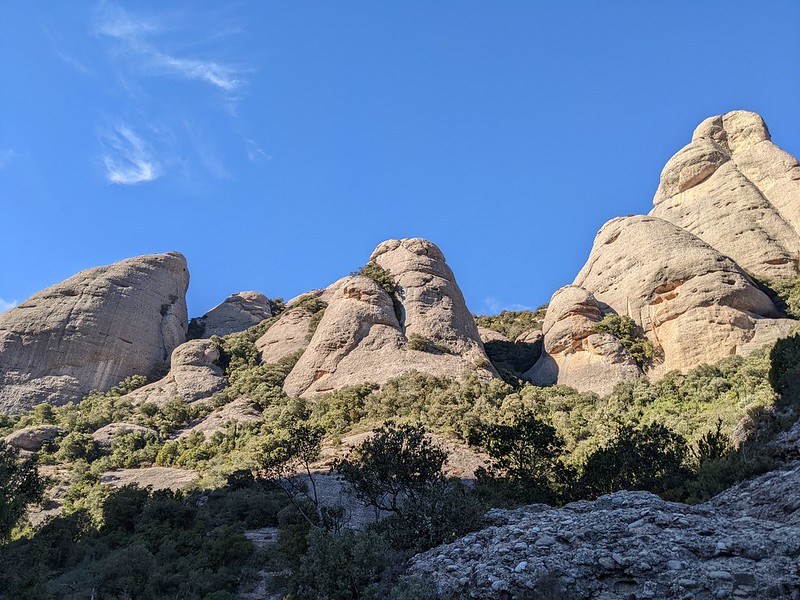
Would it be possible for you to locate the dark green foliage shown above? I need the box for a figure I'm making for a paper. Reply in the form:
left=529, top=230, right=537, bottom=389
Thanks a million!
left=474, top=306, right=547, bottom=341
left=406, top=333, right=449, bottom=354
left=0, top=441, right=46, bottom=540
left=593, top=314, right=654, bottom=370
left=770, top=332, right=800, bottom=399
left=355, top=262, right=403, bottom=323
left=756, top=276, right=800, bottom=318
left=474, top=410, right=575, bottom=505
left=356, top=262, right=398, bottom=297
left=0, top=481, right=280, bottom=599
left=335, top=422, right=447, bottom=514
left=373, top=479, right=484, bottom=552
left=287, top=529, right=395, bottom=600
left=693, top=419, right=732, bottom=466
left=577, top=421, right=691, bottom=500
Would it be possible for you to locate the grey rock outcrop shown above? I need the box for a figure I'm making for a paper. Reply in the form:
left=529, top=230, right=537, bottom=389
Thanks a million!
left=3, top=425, right=65, bottom=452
left=410, top=490, right=800, bottom=599
left=652, top=110, right=800, bottom=280
left=125, top=339, right=226, bottom=406
left=283, top=239, right=496, bottom=397
left=525, top=285, right=642, bottom=395
left=0, top=253, right=189, bottom=414
left=571, top=216, right=794, bottom=379
left=195, top=291, right=273, bottom=338
left=706, top=463, right=800, bottom=526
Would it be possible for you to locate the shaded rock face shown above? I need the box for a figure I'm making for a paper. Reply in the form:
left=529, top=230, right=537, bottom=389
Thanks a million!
left=410, top=490, right=800, bottom=600
left=706, top=463, right=800, bottom=526
left=572, top=216, right=795, bottom=379
left=283, top=239, right=496, bottom=397
left=652, top=110, right=800, bottom=280
left=478, top=327, right=543, bottom=380
left=124, top=339, right=226, bottom=406
left=0, top=253, right=189, bottom=414
left=525, top=285, right=642, bottom=395
left=194, top=291, right=273, bottom=338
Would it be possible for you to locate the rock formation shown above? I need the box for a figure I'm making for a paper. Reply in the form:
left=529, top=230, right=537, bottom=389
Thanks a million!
left=525, top=285, right=642, bottom=395
left=124, top=339, right=226, bottom=406
left=529, top=216, right=795, bottom=392
left=572, top=216, right=794, bottom=378
left=283, top=239, right=496, bottom=397
left=194, top=291, right=273, bottom=338
left=409, top=489, right=800, bottom=599
left=0, top=253, right=189, bottom=414
left=478, top=327, right=543, bottom=381
left=651, top=110, right=800, bottom=280
left=3, top=425, right=65, bottom=452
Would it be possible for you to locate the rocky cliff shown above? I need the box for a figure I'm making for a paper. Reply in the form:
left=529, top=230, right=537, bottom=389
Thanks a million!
left=283, top=239, right=496, bottom=397
left=529, top=110, right=800, bottom=395
left=0, top=252, right=189, bottom=414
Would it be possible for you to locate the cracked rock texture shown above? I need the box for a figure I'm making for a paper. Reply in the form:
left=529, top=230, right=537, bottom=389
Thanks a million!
left=196, top=291, right=273, bottom=338
left=0, top=252, right=188, bottom=414
left=410, top=488, right=800, bottom=599
left=283, top=239, right=496, bottom=397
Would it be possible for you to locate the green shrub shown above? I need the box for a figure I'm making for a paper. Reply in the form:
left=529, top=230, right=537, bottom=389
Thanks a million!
left=474, top=409, right=575, bottom=505
left=474, top=306, right=548, bottom=341
left=577, top=420, right=690, bottom=500
left=593, top=314, right=654, bottom=370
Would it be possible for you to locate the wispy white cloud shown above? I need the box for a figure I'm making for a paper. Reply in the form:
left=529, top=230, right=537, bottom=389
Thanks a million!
left=245, top=138, right=271, bottom=164
left=99, top=123, right=161, bottom=185
left=482, top=297, right=533, bottom=315
left=0, top=298, right=18, bottom=313
left=95, top=3, right=244, bottom=92
left=0, top=149, right=17, bottom=170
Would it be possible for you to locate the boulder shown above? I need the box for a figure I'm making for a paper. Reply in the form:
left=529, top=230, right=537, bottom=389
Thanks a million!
left=194, top=291, right=273, bottom=338
left=409, top=490, right=800, bottom=599
left=573, top=216, right=795, bottom=379
left=283, top=239, right=496, bottom=397
left=3, top=425, right=65, bottom=452
left=651, top=110, right=800, bottom=280
left=124, top=339, right=226, bottom=406
left=525, top=285, right=642, bottom=395
left=92, top=423, right=158, bottom=446
left=0, top=253, right=189, bottom=414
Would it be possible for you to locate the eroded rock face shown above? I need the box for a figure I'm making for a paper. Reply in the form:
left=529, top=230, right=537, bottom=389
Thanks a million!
left=371, top=238, right=488, bottom=362
left=409, top=490, right=800, bottom=599
left=573, top=216, right=794, bottom=379
left=283, top=239, right=495, bottom=397
left=525, top=285, right=642, bottom=395
left=195, top=291, right=273, bottom=338
left=124, top=339, right=226, bottom=406
left=0, top=253, right=189, bottom=414
left=652, top=110, right=800, bottom=279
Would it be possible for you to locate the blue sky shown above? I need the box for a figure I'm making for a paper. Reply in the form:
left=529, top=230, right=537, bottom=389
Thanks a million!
left=2, top=2, right=799, bottom=318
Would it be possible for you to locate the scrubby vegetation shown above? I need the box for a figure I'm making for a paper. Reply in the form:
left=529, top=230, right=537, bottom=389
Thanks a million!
left=1, top=313, right=799, bottom=599
left=474, top=306, right=547, bottom=340
left=593, top=314, right=655, bottom=370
